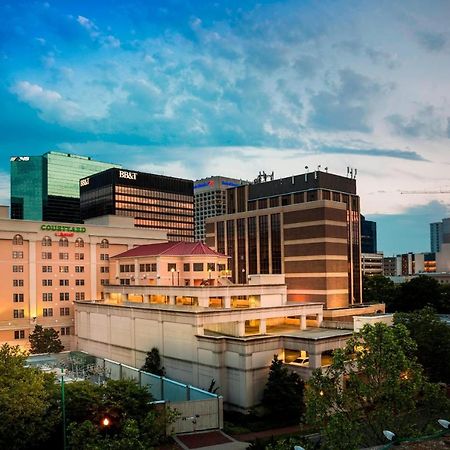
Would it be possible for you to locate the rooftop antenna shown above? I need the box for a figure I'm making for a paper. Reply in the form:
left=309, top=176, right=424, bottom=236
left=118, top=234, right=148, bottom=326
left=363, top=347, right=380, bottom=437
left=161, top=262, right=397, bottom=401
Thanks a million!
left=347, top=166, right=350, bottom=177
left=304, top=166, right=309, bottom=182
left=354, top=168, right=357, bottom=179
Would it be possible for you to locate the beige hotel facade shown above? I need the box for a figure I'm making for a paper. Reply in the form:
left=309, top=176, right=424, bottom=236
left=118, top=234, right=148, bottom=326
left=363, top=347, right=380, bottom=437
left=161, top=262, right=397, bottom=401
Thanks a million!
left=0, top=206, right=166, bottom=349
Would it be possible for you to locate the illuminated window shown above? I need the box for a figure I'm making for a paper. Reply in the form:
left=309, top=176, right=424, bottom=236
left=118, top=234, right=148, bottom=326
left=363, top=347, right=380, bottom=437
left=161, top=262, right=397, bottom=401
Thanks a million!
left=100, top=239, right=109, bottom=248
left=75, top=238, right=84, bottom=248
left=59, top=238, right=69, bottom=247
left=13, top=234, right=23, bottom=245
left=12, top=251, right=24, bottom=259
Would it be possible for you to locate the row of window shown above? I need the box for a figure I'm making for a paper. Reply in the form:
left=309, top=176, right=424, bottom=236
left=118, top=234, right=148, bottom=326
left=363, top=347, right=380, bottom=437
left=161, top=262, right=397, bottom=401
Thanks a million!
left=13, top=265, right=106, bottom=274
left=13, top=327, right=71, bottom=340
left=43, top=308, right=71, bottom=317
left=13, top=292, right=85, bottom=302
left=119, top=262, right=224, bottom=273
left=13, top=235, right=110, bottom=248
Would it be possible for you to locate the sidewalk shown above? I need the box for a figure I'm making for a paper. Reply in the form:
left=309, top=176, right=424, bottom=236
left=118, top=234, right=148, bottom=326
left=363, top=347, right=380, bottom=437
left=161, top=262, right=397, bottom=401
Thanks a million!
left=232, top=424, right=301, bottom=442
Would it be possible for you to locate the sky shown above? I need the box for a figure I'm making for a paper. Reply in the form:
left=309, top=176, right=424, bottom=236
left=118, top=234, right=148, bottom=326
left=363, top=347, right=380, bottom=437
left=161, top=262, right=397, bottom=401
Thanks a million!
left=0, top=0, right=449, bottom=254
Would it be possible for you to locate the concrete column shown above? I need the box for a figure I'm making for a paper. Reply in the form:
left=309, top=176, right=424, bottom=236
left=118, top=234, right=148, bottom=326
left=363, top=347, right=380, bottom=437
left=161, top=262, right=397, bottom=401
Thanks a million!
left=224, top=296, right=231, bottom=308
left=300, top=315, right=307, bottom=330
left=237, top=321, right=246, bottom=337
left=134, top=258, right=139, bottom=285
left=316, top=312, right=323, bottom=327
left=168, top=295, right=176, bottom=305
left=309, top=352, right=322, bottom=369
left=259, top=319, right=267, bottom=334
left=143, top=294, right=149, bottom=304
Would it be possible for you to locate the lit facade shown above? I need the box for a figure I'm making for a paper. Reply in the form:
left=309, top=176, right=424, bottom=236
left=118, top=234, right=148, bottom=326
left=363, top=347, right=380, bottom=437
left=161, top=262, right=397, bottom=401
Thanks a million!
left=194, top=176, right=245, bottom=242
left=205, top=170, right=362, bottom=309
left=10, top=152, right=120, bottom=223
left=80, top=168, right=194, bottom=241
left=0, top=210, right=166, bottom=349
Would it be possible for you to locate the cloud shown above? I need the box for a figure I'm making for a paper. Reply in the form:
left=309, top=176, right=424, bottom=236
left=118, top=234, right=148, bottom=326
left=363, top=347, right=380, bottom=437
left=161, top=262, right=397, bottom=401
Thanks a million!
left=308, top=69, right=387, bottom=132
left=76, top=14, right=120, bottom=48
left=319, top=146, right=427, bottom=161
left=416, top=31, right=447, bottom=51
left=386, top=106, right=449, bottom=138
left=0, top=171, right=9, bottom=206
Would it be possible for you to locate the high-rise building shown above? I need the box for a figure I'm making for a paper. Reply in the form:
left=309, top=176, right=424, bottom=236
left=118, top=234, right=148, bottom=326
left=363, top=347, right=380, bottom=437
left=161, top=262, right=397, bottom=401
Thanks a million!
left=0, top=207, right=166, bottom=349
left=205, top=170, right=362, bottom=309
left=80, top=168, right=194, bottom=241
left=430, top=218, right=450, bottom=253
left=10, top=152, right=120, bottom=223
left=194, top=176, right=245, bottom=242
left=361, top=215, right=377, bottom=253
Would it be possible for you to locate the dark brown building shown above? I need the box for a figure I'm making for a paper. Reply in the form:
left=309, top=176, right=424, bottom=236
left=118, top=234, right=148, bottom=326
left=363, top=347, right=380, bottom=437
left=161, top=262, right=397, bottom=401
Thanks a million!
left=205, top=171, right=362, bottom=309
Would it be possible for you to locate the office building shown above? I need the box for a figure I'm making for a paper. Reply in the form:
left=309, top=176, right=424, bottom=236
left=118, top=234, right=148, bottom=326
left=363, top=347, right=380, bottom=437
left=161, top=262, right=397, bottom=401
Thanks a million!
left=431, top=218, right=450, bottom=253
left=383, top=252, right=436, bottom=276
left=361, top=215, right=377, bottom=253
left=205, top=170, right=362, bottom=309
left=0, top=206, right=166, bottom=349
left=194, top=176, right=245, bottom=242
left=383, top=256, right=397, bottom=276
left=10, top=152, right=120, bottom=223
left=80, top=168, right=194, bottom=241
left=362, top=252, right=383, bottom=276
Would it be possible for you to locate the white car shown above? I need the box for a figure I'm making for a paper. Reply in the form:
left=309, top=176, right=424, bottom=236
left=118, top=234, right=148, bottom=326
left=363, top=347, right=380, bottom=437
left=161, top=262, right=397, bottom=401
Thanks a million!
left=290, top=356, right=309, bottom=366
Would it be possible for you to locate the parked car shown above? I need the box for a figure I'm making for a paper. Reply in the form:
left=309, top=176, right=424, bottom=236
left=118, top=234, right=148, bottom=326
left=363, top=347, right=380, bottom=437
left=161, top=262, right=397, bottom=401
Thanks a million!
left=290, top=356, right=309, bottom=366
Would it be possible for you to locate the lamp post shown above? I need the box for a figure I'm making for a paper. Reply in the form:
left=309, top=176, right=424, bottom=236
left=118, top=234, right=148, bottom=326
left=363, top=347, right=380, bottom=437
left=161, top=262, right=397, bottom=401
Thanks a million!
left=170, top=267, right=175, bottom=286
left=61, top=368, right=67, bottom=450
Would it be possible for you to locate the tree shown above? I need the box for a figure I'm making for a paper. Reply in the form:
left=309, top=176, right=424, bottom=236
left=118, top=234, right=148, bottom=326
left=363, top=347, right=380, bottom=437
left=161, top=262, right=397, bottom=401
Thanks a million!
left=395, top=307, right=450, bottom=384
left=390, top=275, right=441, bottom=312
left=141, top=347, right=165, bottom=376
left=306, top=323, right=449, bottom=450
left=29, top=325, right=64, bottom=354
left=362, top=274, right=396, bottom=305
left=262, top=354, right=305, bottom=424
left=0, top=344, right=60, bottom=450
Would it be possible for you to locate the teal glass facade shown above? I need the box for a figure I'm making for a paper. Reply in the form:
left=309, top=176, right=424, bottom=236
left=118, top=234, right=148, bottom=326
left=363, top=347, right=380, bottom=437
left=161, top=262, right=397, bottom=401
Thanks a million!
left=11, top=152, right=120, bottom=222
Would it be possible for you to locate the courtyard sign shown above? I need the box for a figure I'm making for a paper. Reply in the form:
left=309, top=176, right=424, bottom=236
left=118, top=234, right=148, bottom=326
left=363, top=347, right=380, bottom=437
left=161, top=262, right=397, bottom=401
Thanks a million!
left=41, top=224, right=86, bottom=233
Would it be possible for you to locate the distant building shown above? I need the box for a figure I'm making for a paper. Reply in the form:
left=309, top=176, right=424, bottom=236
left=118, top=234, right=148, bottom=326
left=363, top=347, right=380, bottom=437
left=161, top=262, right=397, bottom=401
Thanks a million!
left=206, top=170, right=362, bottom=309
left=362, top=252, right=383, bottom=276
left=383, top=256, right=397, bottom=276
left=80, top=168, right=194, bottom=241
left=430, top=218, right=450, bottom=253
left=194, top=176, right=245, bottom=242
left=383, top=252, right=436, bottom=276
left=10, top=152, right=120, bottom=223
left=361, top=215, right=377, bottom=253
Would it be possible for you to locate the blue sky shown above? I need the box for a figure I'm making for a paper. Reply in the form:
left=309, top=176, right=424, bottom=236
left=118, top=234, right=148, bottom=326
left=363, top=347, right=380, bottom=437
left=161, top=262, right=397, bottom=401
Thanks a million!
left=0, top=0, right=449, bottom=254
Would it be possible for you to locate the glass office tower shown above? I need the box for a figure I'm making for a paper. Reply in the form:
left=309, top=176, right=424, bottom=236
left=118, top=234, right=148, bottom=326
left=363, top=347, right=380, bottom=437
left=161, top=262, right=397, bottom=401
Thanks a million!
left=11, top=152, right=120, bottom=223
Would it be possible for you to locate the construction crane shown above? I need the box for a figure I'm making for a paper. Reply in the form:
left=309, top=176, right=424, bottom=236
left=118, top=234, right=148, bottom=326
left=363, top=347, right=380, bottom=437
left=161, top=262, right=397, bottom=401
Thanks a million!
left=400, top=189, right=450, bottom=195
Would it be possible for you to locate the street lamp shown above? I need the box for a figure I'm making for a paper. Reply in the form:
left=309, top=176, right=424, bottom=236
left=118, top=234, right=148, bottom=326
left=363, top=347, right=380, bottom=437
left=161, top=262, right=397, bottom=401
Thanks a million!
left=170, top=267, right=175, bottom=286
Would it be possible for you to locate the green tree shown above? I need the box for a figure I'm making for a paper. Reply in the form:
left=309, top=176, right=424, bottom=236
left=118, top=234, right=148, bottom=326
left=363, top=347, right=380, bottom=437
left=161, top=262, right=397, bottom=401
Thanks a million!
left=0, top=343, right=60, bottom=450
left=395, top=307, right=450, bottom=384
left=437, top=283, right=450, bottom=313
left=29, top=325, right=64, bottom=354
left=141, top=347, right=165, bottom=376
left=362, top=274, right=396, bottom=305
left=391, top=275, right=441, bottom=312
left=262, top=354, right=305, bottom=424
left=306, top=323, right=449, bottom=450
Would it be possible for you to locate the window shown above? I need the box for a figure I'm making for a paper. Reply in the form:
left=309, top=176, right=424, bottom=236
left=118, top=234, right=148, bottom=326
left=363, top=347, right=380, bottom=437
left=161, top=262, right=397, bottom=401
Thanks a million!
left=61, top=327, right=71, bottom=336
left=13, top=293, right=24, bottom=302
left=75, top=292, right=85, bottom=301
left=14, top=330, right=25, bottom=339
left=42, top=293, right=53, bottom=302
left=100, top=239, right=109, bottom=248
left=75, top=253, right=84, bottom=260
left=43, top=308, right=53, bottom=317
left=13, top=234, right=23, bottom=245
left=42, top=236, right=52, bottom=247
left=42, top=252, right=52, bottom=260
left=59, top=238, right=69, bottom=247
left=75, top=266, right=85, bottom=273
left=75, top=238, right=84, bottom=248
left=100, top=253, right=109, bottom=261
left=59, top=279, right=69, bottom=286
left=13, top=265, right=24, bottom=273
left=13, top=279, right=24, bottom=287
left=100, top=266, right=109, bottom=273
left=12, top=251, right=24, bottom=259
left=60, top=292, right=70, bottom=301
left=42, top=265, right=52, bottom=273
left=59, top=252, right=69, bottom=260
left=184, top=263, right=190, bottom=272
left=207, top=263, right=215, bottom=271
left=218, top=264, right=226, bottom=272
left=100, top=279, right=109, bottom=286
left=75, top=279, right=85, bottom=286
left=193, top=263, right=204, bottom=272
left=120, top=279, right=131, bottom=285
left=168, top=263, right=177, bottom=271
left=42, top=279, right=52, bottom=286
left=13, top=309, right=24, bottom=319
left=59, top=266, right=69, bottom=273
left=60, top=307, right=70, bottom=316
